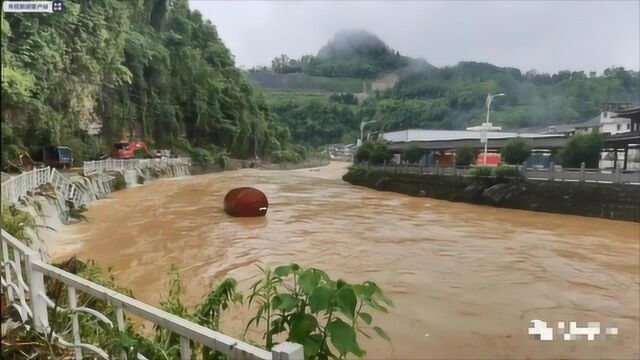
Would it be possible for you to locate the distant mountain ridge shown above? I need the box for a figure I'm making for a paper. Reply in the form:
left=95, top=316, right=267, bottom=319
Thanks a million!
left=248, top=30, right=639, bottom=147
left=266, top=29, right=432, bottom=79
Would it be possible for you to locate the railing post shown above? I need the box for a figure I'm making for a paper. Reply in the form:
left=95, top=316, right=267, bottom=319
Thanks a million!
left=2, top=240, right=14, bottom=303
left=615, top=165, right=622, bottom=184
left=383, top=160, right=387, bottom=173
left=394, top=163, right=398, bottom=174
left=12, top=248, right=26, bottom=302
left=116, top=307, right=128, bottom=359
left=435, top=160, right=440, bottom=175
left=180, top=336, right=192, bottom=360
left=67, top=287, right=83, bottom=360
left=25, top=254, right=49, bottom=332
left=549, top=162, right=555, bottom=181
left=580, top=162, right=585, bottom=182
left=272, top=342, right=304, bottom=360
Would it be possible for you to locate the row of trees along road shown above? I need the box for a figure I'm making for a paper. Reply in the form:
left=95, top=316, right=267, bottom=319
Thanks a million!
left=357, top=133, right=603, bottom=168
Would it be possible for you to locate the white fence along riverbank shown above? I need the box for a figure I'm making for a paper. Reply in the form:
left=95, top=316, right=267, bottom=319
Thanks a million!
left=362, top=162, right=640, bottom=184
left=83, top=158, right=191, bottom=175
left=1, top=229, right=303, bottom=359
left=1, top=167, right=94, bottom=207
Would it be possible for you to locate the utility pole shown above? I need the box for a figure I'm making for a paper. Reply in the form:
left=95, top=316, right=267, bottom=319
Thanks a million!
left=254, top=125, right=258, bottom=160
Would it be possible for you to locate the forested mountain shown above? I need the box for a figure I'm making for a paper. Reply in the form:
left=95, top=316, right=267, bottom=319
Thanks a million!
left=260, top=36, right=639, bottom=146
left=2, top=0, right=292, bottom=165
left=269, top=30, right=416, bottom=78
left=381, top=62, right=640, bottom=130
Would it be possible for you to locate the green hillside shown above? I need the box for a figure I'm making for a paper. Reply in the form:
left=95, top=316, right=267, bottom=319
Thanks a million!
left=252, top=27, right=639, bottom=146
left=247, top=72, right=364, bottom=93
left=2, top=0, right=294, bottom=165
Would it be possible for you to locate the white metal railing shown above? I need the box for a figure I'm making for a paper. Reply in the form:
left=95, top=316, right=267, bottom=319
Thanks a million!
left=361, top=162, right=640, bottom=184
left=1, top=167, right=51, bottom=205
left=83, top=158, right=191, bottom=175
left=0, top=229, right=303, bottom=360
left=1, top=167, right=93, bottom=207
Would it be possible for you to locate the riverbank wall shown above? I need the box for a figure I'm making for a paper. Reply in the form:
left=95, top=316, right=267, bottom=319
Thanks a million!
left=342, top=167, right=640, bottom=222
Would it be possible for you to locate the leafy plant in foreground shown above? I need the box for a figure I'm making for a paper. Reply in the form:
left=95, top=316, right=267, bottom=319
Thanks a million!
left=244, top=263, right=393, bottom=359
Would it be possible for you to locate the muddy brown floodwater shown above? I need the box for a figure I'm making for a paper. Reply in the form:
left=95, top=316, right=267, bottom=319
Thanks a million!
left=50, top=162, right=639, bottom=359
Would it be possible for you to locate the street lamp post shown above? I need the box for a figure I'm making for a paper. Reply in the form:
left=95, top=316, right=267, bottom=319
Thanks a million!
left=482, top=93, right=505, bottom=164
left=358, top=120, right=376, bottom=146
left=467, top=93, right=505, bottom=164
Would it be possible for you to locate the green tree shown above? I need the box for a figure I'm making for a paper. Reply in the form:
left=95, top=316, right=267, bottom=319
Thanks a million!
left=1, top=0, right=297, bottom=166
left=402, top=143, right=424, bottom=164
left=502, top=137, right=532, bottom=165
left=355, top=140, right=375, bottom=163
left=559, top=132, right=603, bottom=168
left=369, top=143, right=391, bottom=164
left=455, top=146, right=476, bottom=166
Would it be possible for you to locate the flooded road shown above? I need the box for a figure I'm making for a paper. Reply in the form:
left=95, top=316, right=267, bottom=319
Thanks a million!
left=51, top=162, right=640, bottom=359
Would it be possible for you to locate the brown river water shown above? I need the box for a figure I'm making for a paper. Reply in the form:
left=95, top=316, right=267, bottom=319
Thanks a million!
left=50, top=162, right=639, bottom=359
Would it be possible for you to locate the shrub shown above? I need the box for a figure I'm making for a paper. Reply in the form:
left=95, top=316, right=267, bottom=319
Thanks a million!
left=502, top=137, right=532, bottom=165
left=492, top=165, right=524, bottom=180
left=245, top=263, right=392, bottom=358
left=272, top=149, right=303, bottom=163
left=402, top=143, right=424, bottom=164
left=355, top=140, right=375, bottom=163
left=469, top=166, right=493, bottom=177
left=190, top=147, right=214, bottom=167
left=369, top=143, right=391, bottom=164
left=559, top=132, right=603, bottom=168
left=216, top=153, right=231, bottom=169
left=290, top=144, right=309, bottom=160
left=455, top=146, right=476, bottom=166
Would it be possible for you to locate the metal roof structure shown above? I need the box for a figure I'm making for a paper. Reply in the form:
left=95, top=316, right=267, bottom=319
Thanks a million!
left=382, top=129, right=563, bottom=142
left=381, top=129, right=568, bottom=152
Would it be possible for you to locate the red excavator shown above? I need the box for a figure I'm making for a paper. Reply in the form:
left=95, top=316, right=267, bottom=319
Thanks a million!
left=109, top=140, right=155, bottom=159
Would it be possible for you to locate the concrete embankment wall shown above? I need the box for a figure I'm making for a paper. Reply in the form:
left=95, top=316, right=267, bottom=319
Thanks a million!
left=343, top=168, right=640, bottom=222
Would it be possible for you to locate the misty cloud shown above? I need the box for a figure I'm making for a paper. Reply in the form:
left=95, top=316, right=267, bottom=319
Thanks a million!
left=190, top=0, right=639, bottom=74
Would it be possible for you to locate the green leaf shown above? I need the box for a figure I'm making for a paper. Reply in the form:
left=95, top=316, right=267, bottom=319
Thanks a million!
left=272, top=293, right=299, bottom=312
left=359, top=312, right=372, bottom=325
left=274, top=263, right=299, bottom=277
left=327, top=318, right=356, bottom=356
left=336, top=279, right=349, bottom=289
left=336, top=287, right=357, bottom=319
left=308, top=286, right=335, bottom=313
left=299, top=334, right=322, bottom=359
left=357, top=328, right=372, bottom=339
left=298, top=269, right=321, bottom=294
left=255, top=305, right=264, bottom=326
left=373, top=326, right=391, bottom=342
left=288, top=313, right=318, bottom=340
left=351, top=340, right=366, bottom=358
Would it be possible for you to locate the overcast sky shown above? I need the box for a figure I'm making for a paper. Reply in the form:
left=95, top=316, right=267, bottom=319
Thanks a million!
left=190, top=0, right=639, bottom=74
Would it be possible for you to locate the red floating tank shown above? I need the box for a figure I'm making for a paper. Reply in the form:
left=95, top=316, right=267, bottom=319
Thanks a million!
left=224, top=187, right=269, bottom=217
